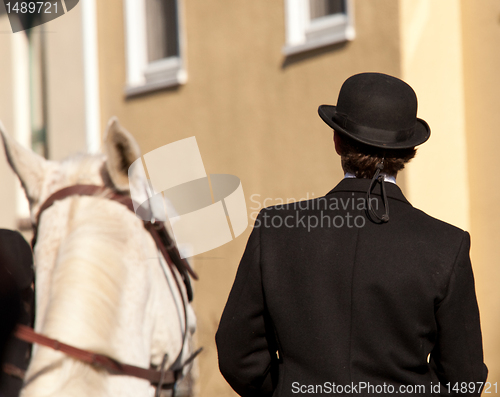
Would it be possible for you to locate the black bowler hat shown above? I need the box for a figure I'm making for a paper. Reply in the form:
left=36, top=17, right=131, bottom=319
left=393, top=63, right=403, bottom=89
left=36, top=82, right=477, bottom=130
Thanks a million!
left=318, top=72, right=430, bottom=149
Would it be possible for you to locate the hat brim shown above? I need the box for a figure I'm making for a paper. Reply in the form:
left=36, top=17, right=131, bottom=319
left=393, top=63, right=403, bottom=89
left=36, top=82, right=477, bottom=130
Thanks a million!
left=318, top=105, right=430, bottom=149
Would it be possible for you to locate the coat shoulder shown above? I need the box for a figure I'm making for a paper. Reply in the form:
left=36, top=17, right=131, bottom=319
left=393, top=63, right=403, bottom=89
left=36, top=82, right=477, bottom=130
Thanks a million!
left=408, top=206, right=469, bottom=241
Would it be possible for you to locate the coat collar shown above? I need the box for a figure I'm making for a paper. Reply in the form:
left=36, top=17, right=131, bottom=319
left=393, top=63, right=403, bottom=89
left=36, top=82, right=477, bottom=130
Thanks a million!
left=325, top=178, right=412, bottom=206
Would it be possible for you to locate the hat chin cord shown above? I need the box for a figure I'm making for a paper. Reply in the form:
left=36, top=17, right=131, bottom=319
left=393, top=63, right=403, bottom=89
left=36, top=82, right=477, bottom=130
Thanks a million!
left=366, top=159, right=390, bottom=223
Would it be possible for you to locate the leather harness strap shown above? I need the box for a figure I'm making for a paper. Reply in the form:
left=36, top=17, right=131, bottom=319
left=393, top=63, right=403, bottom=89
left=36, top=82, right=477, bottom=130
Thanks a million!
left=13, top=324, right=181, bottom=387
left=14, top=184, right=201, bottom=390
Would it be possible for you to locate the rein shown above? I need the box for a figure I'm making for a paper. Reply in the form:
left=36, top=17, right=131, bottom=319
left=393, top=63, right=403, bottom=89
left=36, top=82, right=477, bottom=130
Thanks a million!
left=14, top=184, right=201, bottom=393
left=13, top=324, right=202, bottom=389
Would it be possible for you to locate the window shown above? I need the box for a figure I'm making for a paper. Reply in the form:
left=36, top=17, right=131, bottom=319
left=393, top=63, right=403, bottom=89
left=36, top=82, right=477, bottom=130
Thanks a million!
left=283, top=0, right=355, bottom=56
left=124, top=0, right=186, bottom=96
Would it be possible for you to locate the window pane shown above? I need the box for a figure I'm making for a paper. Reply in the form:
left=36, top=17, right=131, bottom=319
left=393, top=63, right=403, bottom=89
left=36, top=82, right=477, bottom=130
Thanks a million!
left=145, top=0, right=179, bottom=62
left=309, top=0, right=345, bottom=20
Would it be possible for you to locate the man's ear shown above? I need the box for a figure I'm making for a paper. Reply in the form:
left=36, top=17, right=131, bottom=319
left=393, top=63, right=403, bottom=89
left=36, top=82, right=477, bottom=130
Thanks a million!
left=104, top=117, right=141, bottom=192
left=0, top=121, right=48, bottom=205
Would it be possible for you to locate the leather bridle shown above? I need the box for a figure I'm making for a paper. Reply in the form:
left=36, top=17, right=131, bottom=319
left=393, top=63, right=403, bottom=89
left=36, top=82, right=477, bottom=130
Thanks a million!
left=12, top=184, right=201, bottom=395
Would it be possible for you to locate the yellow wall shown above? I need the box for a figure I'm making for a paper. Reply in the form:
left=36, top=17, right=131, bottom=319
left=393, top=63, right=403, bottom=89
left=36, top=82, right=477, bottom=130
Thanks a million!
left=461, top=0, right=500, bottom=384
left=96, top=1, right=402, bottom=395
left=399, top=0, right=469, bottom=230
left=400, top=0, right=500, bottom=383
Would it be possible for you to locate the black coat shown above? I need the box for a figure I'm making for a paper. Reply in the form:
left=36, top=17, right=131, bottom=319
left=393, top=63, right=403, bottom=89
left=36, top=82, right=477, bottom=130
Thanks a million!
left=216, top=178, right=488, bottom=396
left=0, top=229, right=34, bottom=396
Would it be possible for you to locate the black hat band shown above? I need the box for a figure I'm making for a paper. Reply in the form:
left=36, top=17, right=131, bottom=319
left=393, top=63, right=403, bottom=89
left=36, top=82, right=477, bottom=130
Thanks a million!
left=333, top=113, right=415, bottom=146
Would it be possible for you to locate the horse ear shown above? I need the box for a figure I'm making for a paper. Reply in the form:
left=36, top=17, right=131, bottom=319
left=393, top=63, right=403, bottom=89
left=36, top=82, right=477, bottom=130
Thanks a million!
left=0, top=121, right=48, bottom=204
left=104, top=117, right=141, bottom=192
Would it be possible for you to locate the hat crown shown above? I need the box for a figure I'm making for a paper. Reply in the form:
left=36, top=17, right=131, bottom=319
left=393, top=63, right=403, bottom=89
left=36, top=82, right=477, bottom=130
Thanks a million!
left=318, top=72, right=430, bottom=149
left=336, top=73, right=418, bottom=132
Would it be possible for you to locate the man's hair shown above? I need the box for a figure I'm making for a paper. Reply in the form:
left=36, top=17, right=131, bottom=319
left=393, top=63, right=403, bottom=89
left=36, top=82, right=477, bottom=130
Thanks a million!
left=335, top=132, right=417, bottom=178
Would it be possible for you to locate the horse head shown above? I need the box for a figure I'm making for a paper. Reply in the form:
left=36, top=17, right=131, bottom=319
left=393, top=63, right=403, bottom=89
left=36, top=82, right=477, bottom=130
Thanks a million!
left=1, top=119, right=196, bottom=397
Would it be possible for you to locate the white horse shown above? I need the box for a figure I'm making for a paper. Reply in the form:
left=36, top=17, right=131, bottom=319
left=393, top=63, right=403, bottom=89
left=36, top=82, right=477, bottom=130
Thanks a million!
left=0, top=118, right=196, bottom=397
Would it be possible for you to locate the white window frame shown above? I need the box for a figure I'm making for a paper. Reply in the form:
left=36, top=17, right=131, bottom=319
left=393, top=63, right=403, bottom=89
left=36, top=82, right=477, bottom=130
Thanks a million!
left=283, top=0, right=355, bottom=56
left=124, top=0, right=187, bottom=96
left=11, top=31, right=32, bottom=229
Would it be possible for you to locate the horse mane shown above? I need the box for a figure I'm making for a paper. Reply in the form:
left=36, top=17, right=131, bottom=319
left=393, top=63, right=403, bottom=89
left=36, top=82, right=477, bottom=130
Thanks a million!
left=23, top=154, right=144, bottom=396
